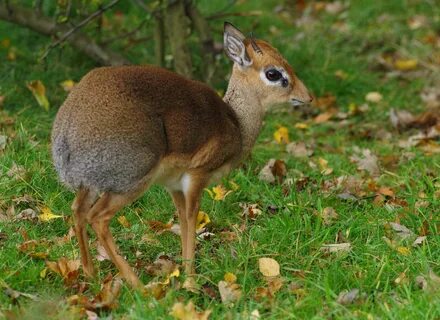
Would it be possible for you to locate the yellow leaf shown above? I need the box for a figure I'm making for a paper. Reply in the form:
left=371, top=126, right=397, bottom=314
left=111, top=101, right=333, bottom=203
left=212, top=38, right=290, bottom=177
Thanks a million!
left=318, top=157, right=333, bottom=175
left=38, top=207, right=62, bottom=222
left=258, top=257, right=280, bottom=277
left=117, top=215, right=130, bottom=228
left=224, top=272, right=237, bottom=283
left=161, top=267, right=180, bottom=285
left=27, top=80, right=50, bottom=111
left=273, top=126, right=289, bottom=144
left=60, top=80, right=76, bottom=92
left=196, top=211, right=210, bottom=232
left=394, top=59, right=418, bottom=71
left=205, top=185, right=231, bottom=201
left=294, top=122, right=309, bottom=130
left=40, top=267, right=48, bottom=279
left=396, top=246, right=411, bottom=256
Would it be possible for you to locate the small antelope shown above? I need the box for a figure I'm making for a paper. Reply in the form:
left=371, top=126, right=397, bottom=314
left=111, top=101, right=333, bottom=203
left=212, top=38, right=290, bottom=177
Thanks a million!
left=52, top=22, right=312, bottom=289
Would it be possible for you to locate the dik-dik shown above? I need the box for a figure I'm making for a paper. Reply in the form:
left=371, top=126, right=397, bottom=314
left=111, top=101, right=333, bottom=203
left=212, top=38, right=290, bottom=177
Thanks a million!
left=52, top=22, right=312, bottom=289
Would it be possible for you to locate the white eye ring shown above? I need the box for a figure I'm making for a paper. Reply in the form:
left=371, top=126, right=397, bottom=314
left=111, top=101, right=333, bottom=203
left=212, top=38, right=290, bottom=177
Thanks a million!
left=260, top=67, right=290, bottom=87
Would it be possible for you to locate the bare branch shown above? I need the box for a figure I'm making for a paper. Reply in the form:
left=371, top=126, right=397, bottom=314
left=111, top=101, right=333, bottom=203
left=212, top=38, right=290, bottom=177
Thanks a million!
left=41, top=0, right=121, bottom=60
left=0, top=2, right=129, bottom=66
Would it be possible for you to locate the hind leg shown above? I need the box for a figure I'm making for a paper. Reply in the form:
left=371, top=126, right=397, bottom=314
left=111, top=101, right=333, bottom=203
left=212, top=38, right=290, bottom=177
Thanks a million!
left=85, top=168, right=157, bottom=289
left=72, top=188, right=98, bottom=278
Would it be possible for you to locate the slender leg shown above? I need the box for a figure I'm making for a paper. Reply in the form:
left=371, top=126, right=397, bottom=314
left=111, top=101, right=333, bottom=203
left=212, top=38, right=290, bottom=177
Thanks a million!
left=181, top=173, right=208, bottom=290
left=170, top=191, right=187, bottom=262
left=72, top=188, right=97, bottom=278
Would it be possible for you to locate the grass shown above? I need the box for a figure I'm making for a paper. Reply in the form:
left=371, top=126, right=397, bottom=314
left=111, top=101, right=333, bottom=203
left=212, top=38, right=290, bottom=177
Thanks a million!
left=1, top=0, right=440, bottom=319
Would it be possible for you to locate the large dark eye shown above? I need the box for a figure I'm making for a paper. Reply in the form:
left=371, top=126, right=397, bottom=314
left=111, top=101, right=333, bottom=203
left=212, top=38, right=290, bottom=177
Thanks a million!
left=265, top=69, right=282, bottom=81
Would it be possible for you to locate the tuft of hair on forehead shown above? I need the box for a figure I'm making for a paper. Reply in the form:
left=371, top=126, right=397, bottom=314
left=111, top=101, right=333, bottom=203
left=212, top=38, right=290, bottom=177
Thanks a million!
left=244, top=39, right=294, bottom=76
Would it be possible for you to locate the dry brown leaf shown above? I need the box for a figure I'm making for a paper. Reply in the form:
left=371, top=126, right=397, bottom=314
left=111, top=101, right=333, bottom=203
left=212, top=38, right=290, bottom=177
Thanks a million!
left=145, top=255, right=176, bottom=277
left=240, top=203, right=262, bottom=220
left=95, top=243, right=110, bottom=262
left=286, top=141, right=313, bottom=158
left=314, top=110, right=336, bottom=123
left=258, top=257, right=280, bottom=277
left=337, top=288, right=360, bottom=305
left=389, top=222, right=413, bottom=240
left=170, top=301, right=211, bottom=320
left=218, top=273, right=242, bottom=305
left=412, top=236, right=427, bottom=247
left=258, top=159, right=287, bottom=183
left=350, top=148, right=380, bottom=177
left=45, top=257, right=80, bottom=286
left=321, top=207, right=339, bottom=225
left=15, top=208, right=37, bottom=221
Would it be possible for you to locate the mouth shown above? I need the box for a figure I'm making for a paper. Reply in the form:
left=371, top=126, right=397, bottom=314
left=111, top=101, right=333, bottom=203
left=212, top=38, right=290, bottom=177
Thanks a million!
left=290, top=99, right=306, bottom=107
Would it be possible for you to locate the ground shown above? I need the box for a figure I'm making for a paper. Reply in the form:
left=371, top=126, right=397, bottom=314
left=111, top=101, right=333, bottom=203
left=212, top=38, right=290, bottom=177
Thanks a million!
left=0, top=1, right=440, bottom=319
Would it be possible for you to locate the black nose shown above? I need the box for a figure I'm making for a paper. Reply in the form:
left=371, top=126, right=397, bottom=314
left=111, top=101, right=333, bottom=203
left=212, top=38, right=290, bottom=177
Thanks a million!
left=309, top=96, right=314, bottom=103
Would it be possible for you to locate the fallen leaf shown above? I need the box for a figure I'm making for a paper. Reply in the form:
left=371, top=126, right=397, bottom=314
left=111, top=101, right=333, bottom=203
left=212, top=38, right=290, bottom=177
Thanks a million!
left=258, top=257, right=280, bottom=277
left=145, top=255, right=176, bottom=277
left=218, top=280, right=242, bottom=306
left=38, top=207, right=63, bottom=222
left=412, top=236, right=427, bottom=247
left=258, top=159, right=287, bottom=183
left=117, top=215, right=130, bottom=228
left=286, top=141, right=313, bottom=157
left=224, top=272, right=237, bottom=283
left=27, top=80, right=50, bottom=111
left=15, top=208, right=37, bottom=221
left=394, top=59, right=418, bottom=71
left=390, top=108, right=415, bottom=129
left=365, top=91, right=383, bottom=103
left=273, top=126, right=289, bottom=144
left=314, top=109, right=336, bottom=123
left=45, top=257, right=80, bottom=286
left=60, top=80, right=76, bottom=92
left=337, top=288, right=360, bottom=305
left=91, top=274, right=122, bottom=310
left=148, top=220, right=172, bottom=233
left=389, top=222, right=413, bottom=240
left=294, top=122, right=309, bottom=130
left=240, top=203, right=262, bottom=220
left=196, top=211, right=210, bottom=232
left=350, top=148, right=380, bottom=177
left=320, top=243, right=352, bottom=253
left=318, top=158, right=333, bottom=175
left=96, top=243, right=110, bottom=262
left=170, top=301, right=211, bottom=320
left=321, top=207, right=339, bottom=225
left=205, top=185, right=232, bottom=201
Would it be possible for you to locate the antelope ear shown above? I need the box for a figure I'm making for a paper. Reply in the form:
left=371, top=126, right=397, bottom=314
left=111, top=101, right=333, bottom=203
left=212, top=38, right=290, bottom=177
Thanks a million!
left=224, top=22, right=252, bottom=67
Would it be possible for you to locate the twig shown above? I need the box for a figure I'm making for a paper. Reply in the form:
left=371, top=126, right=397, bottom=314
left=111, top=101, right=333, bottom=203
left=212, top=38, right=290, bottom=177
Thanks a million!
left=41, top=0, right=120, bottom=61
left=100, top=18, right=148, bottom=45
left=207, top=10, right=262, bottom=20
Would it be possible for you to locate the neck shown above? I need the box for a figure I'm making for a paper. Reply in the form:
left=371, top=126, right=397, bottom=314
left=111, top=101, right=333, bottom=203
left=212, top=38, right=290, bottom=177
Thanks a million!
left=223, top=70, right=264, bottom=157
